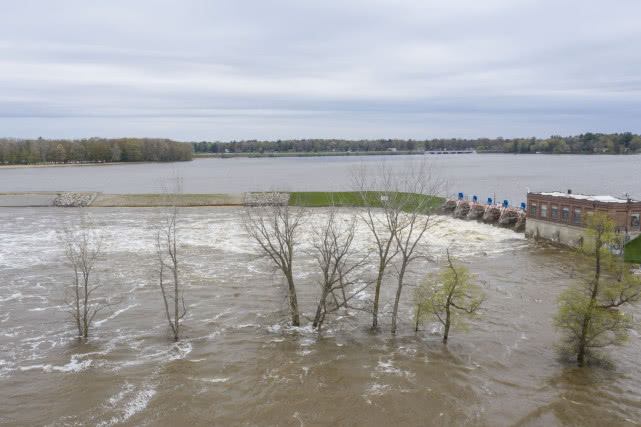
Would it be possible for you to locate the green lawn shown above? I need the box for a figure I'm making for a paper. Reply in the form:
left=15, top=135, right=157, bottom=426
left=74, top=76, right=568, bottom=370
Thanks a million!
left=625, top=234, right=641, bottom=264
left=287, top=191, right=444, bottom=212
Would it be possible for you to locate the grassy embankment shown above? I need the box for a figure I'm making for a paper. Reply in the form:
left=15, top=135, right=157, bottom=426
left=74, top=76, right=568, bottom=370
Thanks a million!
left=625, top=235, right=641, bottom=264
left=93, top=191, right=445, bottom=209
left=288, top=191, right=445, bottom=210
left=0, top=191, right=444, bottom=209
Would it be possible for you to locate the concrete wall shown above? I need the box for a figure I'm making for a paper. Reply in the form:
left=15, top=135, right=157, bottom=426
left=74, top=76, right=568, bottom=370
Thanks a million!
left=525, top=217, right=587, bottom=246
left=526, top=217, right=640, bottom=248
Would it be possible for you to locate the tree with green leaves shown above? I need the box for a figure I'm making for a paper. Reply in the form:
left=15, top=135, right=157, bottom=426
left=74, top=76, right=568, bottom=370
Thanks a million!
left=554, top=212, right=641, bottom=366
left=413, top=250, right=485, bottom=342
left=54, top=144, right=66, bottom=163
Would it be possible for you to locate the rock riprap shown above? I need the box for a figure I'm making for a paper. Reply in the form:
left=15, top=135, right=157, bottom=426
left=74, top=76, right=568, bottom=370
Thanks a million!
left=53, top=192, right=98, bottom=207
left=243, top=192, right=290, bottom=206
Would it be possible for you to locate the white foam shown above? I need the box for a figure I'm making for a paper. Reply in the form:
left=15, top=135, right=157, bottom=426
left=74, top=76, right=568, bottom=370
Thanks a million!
left=122, top=387, right=156, bottom=421
left=98, top=383, right=157, bottom=427
left=94, top=304, right=140, bottom=327
left=20, top=357, right=92, bottom=373
left=0, top=292, right=24, bottom=303
left=189, top=376, right=230, bottom=383
left=107, top=382, right=135, bottom=406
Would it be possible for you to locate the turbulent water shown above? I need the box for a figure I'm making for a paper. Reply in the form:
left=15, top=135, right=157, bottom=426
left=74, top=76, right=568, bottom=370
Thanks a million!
left=1, top=207, right=640, bottom=426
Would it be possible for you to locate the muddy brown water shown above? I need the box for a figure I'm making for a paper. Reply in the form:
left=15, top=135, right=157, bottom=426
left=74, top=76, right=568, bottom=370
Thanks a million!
left=1, top=207, right=640, bottom=426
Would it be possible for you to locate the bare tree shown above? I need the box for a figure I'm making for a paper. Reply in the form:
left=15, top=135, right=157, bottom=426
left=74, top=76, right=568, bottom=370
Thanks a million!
left=309, top=205, right=371, bottom=330
left=154, top=178, right=187, bottom=341
left=390, top=161, right=444, bottom=334
left=352, top=159, right=443, bottom=331
left=242, top=193, right=307, bottom=326
left=60, top=216, right=115, bottom=340
left=352, top=164, right=400, bottom=329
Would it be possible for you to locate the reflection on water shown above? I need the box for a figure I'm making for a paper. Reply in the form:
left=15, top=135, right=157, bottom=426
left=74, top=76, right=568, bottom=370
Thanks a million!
left=0, top=207, right=640, bottom=426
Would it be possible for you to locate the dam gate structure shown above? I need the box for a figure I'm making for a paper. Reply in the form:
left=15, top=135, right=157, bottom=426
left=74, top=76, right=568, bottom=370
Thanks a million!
left=441, top=193, right=527, bottom=232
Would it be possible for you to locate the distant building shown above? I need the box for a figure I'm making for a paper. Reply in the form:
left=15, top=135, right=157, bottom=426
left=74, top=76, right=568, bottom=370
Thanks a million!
left=526, top=190, right=641, bottom=246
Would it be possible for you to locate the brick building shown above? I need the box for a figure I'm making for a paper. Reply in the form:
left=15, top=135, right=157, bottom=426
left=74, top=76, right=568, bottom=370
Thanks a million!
left=525, top=190, right=641, bottom=246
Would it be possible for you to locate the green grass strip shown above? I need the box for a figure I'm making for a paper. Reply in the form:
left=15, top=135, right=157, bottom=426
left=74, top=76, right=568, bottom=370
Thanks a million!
left=287, top=191, right=444, bottom=212
left=625, top=234, right=641, bottom=264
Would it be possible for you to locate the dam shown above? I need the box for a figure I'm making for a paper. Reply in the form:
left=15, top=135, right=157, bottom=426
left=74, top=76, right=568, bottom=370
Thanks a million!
left=441, top=193, right=527, bottom=232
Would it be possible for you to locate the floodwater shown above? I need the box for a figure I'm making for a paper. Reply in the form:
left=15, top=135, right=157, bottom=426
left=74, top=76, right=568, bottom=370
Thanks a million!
left=1, top=154, right=640, bottom=203
left=1, top=207, right=641, bottom=426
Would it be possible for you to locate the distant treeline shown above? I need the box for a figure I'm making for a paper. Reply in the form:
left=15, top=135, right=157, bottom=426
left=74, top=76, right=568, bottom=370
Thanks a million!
left=0, top=138, right=193, bottom=165
left=192, top=133, right=641, bottom=155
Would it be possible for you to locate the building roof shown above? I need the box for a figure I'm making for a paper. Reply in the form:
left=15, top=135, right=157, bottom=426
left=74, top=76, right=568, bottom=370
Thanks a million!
left=532, top=191, right=637, bottom=204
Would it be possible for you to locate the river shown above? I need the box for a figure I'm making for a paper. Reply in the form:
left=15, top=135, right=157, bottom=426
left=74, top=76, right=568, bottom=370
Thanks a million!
left=1, top=154, right=640, bottom=203
left=1, top=206, right=640, bottom=426
left=1, top=154, right=641, bottom=426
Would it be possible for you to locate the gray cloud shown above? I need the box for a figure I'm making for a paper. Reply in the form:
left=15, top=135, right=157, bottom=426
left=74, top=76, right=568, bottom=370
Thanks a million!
left=0, top=0, right=640, bottom=140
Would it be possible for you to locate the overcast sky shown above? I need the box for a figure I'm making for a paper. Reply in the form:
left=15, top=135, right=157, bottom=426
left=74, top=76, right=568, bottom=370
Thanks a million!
left=1, top=1, right=640, bottom=141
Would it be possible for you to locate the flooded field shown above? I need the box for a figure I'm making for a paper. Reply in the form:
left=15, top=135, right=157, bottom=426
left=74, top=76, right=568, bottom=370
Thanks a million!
left=1, top=207, right=640, bottom=426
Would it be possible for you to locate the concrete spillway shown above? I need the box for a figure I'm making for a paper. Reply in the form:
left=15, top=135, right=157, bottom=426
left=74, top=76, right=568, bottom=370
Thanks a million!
left=442, top=199, right=527, bottom=232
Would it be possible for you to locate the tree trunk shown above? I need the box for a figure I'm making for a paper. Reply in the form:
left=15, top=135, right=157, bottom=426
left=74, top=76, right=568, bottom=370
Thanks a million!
left=414, top=305, right=421, bottom=332
left=286, top=273, right=300, bottom=327
left=391, top=264, right=407, bottom=334
left=74, top=271, right=82, bottom=337
left=174, top=266, right=179, bottom=341
left=577, top=235, right=602, bottom=366
left=83, top=273, right=89, bottom=339
left=340, top=283, right=348, bottom=314
left=313, top=287, right=329, bottom=328
left=443, top=305, right=451, bottom=343
left=372, top=264, right=384, bottom=329
left=577, top=325, right=587, bottom=366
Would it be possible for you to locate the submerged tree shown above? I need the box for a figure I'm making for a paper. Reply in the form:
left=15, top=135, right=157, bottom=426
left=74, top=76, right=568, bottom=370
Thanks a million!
left=309, top=205, right=370, bottom=330
left=352, top=159, right=443, bottom=331
left=554, top=212, right=641, bottom=366
left=242, top=193, right=307, bottom=326
left=154, top=179, right=187, bottom=341
left=389, top=161, right=443, bottom=334
left=352, top=164, right=400, bottom=330
left=413, top=250, right=485, bottom=343
left=60, top=216, right=115, bottom=339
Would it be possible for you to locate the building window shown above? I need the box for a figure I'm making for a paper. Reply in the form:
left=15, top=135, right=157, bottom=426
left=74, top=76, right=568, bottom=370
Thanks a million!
left=562, top=207, right=569, bottom=221
left=632, top=214, right=640, bottom=228
left=573, top=208, right=581, bottom=224
left=551, top=206, right=558, bottom=219
left=540, top=204, right=547, bottom=218
left=530, top=202, right=537, bottom=216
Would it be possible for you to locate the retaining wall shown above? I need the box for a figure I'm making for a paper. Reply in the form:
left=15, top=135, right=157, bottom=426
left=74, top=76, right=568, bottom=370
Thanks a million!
left=525, top=217, right=586, bottom=246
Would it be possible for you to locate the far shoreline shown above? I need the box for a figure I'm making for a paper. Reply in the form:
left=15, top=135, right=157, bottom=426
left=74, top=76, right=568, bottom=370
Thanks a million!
left=0, top=161, right=148, bottom=169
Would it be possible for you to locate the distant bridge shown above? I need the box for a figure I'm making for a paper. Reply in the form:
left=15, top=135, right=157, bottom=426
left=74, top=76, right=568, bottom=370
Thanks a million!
left=425, top=150, right=475, bottom=155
